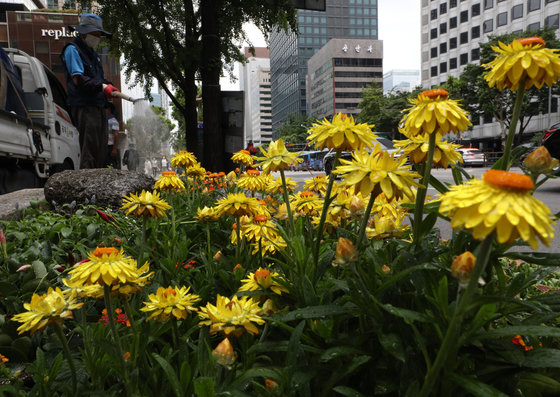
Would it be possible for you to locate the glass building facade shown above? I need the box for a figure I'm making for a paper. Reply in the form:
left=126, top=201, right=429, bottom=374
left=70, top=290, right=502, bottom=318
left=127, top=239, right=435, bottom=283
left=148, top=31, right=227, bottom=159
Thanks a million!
left=269, top=0, right=379, bottom=133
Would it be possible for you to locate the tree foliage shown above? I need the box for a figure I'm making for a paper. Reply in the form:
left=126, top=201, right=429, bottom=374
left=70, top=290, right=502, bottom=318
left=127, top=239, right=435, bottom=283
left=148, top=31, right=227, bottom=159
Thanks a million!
left=445, top=27, right=560, bottom=147
left=275, top=113, right=318, bottom=147
left=358, top=84, right=423, bottom=138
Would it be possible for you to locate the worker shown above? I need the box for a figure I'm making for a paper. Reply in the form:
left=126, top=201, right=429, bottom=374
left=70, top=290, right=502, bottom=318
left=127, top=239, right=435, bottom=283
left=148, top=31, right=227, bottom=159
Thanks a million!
left=61, top=13, right=119, bottom=169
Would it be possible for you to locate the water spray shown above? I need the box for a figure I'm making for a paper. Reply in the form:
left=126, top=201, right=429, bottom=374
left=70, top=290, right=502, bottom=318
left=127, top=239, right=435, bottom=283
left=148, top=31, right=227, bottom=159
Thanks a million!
left=110, top=91, right=147, bottom=104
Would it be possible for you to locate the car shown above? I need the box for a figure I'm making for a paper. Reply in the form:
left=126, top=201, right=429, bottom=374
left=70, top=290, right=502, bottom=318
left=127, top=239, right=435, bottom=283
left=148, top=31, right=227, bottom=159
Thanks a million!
left=323, top=137, right=400, bottom=175
left=543, top=122, right=560, bottom=160
left=457, top=148, right=487, bottom=167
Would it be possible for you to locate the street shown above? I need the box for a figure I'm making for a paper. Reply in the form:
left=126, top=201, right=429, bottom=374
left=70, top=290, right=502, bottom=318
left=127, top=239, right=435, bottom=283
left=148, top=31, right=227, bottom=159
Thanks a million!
left=276, top=167, right=560, bottom=254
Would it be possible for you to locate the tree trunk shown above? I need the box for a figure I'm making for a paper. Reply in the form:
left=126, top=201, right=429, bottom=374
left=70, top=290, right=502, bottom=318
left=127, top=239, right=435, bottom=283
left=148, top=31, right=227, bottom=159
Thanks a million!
left=200, top=0, right=223, bottom=171
left=183, top=68, right=202, bottom=160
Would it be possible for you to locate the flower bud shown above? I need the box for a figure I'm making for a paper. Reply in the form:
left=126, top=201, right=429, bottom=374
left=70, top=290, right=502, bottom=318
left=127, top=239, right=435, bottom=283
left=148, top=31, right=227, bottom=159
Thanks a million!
left=451, top=251, right=476, bottom=283
left=265, top=379, right=278, bottom=390
left=348, top=195, right=365, bottom=216
left=524, top=146, right=559, bottom=174
left=212, top=337, right=236, bottom=366
left=332, top=237, right=358, bottom=266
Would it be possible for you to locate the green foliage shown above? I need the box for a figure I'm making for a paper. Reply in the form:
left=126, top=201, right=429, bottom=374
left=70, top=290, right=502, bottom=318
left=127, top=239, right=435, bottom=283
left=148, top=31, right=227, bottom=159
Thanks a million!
left=275, top=114, right=318, bottom=147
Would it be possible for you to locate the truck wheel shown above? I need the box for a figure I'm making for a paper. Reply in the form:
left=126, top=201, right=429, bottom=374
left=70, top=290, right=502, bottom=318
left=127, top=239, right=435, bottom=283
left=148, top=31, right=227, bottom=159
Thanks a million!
left=50, top=159, right=74, bottom=175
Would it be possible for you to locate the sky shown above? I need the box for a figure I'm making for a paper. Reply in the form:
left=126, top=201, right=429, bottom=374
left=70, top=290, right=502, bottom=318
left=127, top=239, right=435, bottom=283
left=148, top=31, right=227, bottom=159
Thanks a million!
left=220, top=0, right=420, bottom=90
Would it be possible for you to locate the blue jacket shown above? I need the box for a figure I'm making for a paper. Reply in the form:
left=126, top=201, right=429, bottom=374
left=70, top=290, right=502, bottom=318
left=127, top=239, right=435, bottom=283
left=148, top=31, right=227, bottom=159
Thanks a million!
left=60, top=37, right=108, bottom=107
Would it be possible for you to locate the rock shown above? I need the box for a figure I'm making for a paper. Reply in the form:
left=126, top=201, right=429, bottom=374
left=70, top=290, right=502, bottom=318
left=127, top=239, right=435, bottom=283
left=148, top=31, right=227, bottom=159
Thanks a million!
left=44, top=169, right=155, bottom=209
left=0, top=188, right=45, bottom=220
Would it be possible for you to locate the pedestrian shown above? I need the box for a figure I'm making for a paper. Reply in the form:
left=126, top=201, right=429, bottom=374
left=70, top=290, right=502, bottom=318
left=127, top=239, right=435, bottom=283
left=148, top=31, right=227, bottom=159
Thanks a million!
left=61, top=13, right=120, bottom=169
left=144, top=158, right=152, bottom=176
left=122, top=143, right=139, bottom=171
left=105, top=102, right=120, bottom=168
left=161, top=156, right=168, bottom=171
left=245, top=140, right=258, bottom=170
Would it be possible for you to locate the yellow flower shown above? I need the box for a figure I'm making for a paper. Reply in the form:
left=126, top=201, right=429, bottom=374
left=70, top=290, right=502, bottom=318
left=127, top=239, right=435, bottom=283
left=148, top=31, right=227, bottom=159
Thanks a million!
left=334, top=144, right=422, bottom=201
left=198, top=295, right=265, bottom=336
left=256, top=139, right=302, bottom=173
left=67, top=247, right=152, bottom=286
left=140, top=286, right=201, bottom=321
left=451, top=251, right=476, bottom=284
left=394, top=133, right=463, bottom=168
left=237, top=169, right=268, bottom=192
left=213, top=337, right=236, bottom=366
left=242, top=215, right=280, bottom=243
left=121, top=190, right=171, bottom=218
left=401, top=89, right=471, bottom=137
left=154, top=170, right=185, bottom=192
left=186, top=163, right=206, bottom=178
left=12, top=287, right=83, bottom=335
left=266, top=176, right=297, bottom=194
left=196, top=206, right=219, bottom=222
left=238, top=267, right=289, bottom=295
left=483, top=37, right=560, bottom=91
left=439, top=170, right=555, bottom=249
left=290, top=191, right=323, bottom=216
left=366, top=211, right=410, bottom=239
left=307, top=113, right=378, bottom=151
left=215, top=193, right=263, bottom=218
left=332, top=237, right=358, bottom=266
left=252, top=235, right=287, bottom=256
left=231, top=149, right=255, bottom=167
left=171, top=150, right=197, bottom=169
left=303, top=174, right=328, bottom=196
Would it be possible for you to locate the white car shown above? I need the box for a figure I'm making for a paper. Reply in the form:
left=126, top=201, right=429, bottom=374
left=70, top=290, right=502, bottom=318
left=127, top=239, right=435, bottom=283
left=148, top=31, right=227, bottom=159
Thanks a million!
left=458, top=148, right=487, bottom=167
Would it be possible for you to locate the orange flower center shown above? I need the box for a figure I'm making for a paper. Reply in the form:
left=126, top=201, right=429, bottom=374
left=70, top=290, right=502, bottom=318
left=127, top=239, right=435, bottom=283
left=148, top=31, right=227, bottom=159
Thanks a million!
left=483, top=170, right=534, bottom=190
left=254, top=214, right=268, bottom=223
left=240, top=150, right=250, bottom=155
left=218, top=172, right=226, bottom=177
left=300, top=191, right=315, bottom=198
left=163, top=287, right=176, bottom=298
left=247, top=169, right=260, bottom=176
left=162, top=170, right=177, bottom=176
left=514, top=37, right=545, bottom=47
left=225, top=301, right=236, bottom=310
left=254, top=269, right=271, bottom=280
left=420, top=88, right=449, bottom=100
left=93, top=247, right=119, bottom=257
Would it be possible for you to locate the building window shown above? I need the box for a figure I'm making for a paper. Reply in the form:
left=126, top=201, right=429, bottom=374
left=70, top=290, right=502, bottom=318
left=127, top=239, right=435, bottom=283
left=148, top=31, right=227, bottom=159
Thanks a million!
left=546, top=0, right=559, bottom=4
left=431, top=66, right=438, bottom=77
left=512, top=4, right=523, bottom=19
left=460, top=10, right=469, bottom=22
left=450, top=16, right=458, bottom=28
left=440, top=42, right=448, bottom=53
left=472, top=3, right=481, bottom=16
left=431, top=28, right=438, bottom=39
left=450, top=57, right=458, bottom=69
left=484, top=0, right=493, bottom=8
left=450, top=37, right=458, bottom=49
left=471, top=48, right=480, bottom=61
left=431, top=9, right=438, bottom=19
left=440, top=22, right=447, bottom=34
left=34, top=41, right=50, bottom=55
left=528, top=0, right=541, bottom=11
left=450, top=0, right=458, bottom=7
left=460, top=53, right=469, bottom=65
left=440, top=62, right=448, bottom=73
left=471, top=25, right=480, bottom=38
left=483, top=113, right=493, bottom=124
left=431, top=47, right=438, bottom=58
left=497, top=12, right=507, bottom=26
left=440, top=3, right=447, bottom=13
left=527, top=22, right=541, bottom=30
left=460, top=31, right=469, bottom=44
left=483, top=19, right=494, bottom=32
left=545, top=14, right=560, bottom=28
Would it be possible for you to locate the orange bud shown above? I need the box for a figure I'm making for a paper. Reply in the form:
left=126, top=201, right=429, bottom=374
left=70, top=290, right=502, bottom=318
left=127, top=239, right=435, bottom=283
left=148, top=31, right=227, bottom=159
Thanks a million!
left=265, top=379, right=278, bottom=390
left=123, top=352, right=131, bottom=362
left=233, top=263, right=243, bottom=273
left=451, top=251, right=476, bottom=283
left=213, top=250, right=223, bottom=261
left=381, top=265, right=391, bottom=273
left=332, top=237, right=358, bottom=266
left=348, top=196, right=365, bottom=215
left=524, top=146, right=559, bottom=174
left=212, top=338, right=236, bottom=366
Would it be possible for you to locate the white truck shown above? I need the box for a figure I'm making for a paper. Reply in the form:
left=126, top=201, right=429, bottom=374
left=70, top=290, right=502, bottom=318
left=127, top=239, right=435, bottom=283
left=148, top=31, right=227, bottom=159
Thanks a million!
left=0, top=47, right=80, bottom=194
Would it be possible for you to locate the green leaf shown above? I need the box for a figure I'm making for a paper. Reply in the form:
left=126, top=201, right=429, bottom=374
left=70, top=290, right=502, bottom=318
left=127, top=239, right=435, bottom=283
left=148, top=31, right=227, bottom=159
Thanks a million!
left=194, top=377, right=215, bottom=397
left=60, top=227, right=72, bottom=238
left=463, top=304, right=497, bottom=341
left=86, top=224, right=98, bottom=238
left=286, top=320, right=305, bottom=369
left=319, top=346, right=363, bottom=362
left=271, top=305, right=356, bottom=323
left=152, top=353, right=183, bottom=397
left=378, top=333, right=405, bottom=362
left=379, top=303, right=431, bottom=323
left=419, top=212, right=438, bottom=239
left=477, top=326, right=560, bottom=339
left=376, top=263, right=439, bottom=295
left=333, top=385, right=366, bottom=397
left=428, top=175, right=449, bottom=194
left=505, top=252, right=560, bottom=266
left=521, top=349, right=560, bottom=368
left=31, top=260, right=47, bottom=279
left=451, top=166, right=464, bottom=185
left=518, top=372, right=560, bottom=393
left=449, top=373, right=509, bottom=397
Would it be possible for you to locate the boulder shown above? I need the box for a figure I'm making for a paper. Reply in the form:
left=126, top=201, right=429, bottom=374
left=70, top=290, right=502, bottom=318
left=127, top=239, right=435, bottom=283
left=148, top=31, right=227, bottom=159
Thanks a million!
left=0, top=188, right=45, bottom=220
left=44, top=169, right=154, bottom=209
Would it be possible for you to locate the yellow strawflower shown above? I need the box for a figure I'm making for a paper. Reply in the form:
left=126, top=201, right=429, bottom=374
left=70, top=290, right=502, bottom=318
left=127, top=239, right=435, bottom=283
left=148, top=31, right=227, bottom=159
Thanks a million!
left=256, top=139, right=302, bottom=173
left=140, top=286, right=201, bottom=321
left=334, top=144, right=422, bottom=201
left=215, top=193, right=263, bottom=218
left=290, top=191, right=323, bottom=216
left=237, top=169, right=268, bottom=192
left=303, top=174, right=328, bottom=196
left=307, top=113, right=377, bottom=151
left=439, top=170, right=555, bottom=249
left=483, top=37, right=560, bottom=91
left=171, top=150, right=197, bottom=169
left=186, top=163, right=206, bottom=178
left=401, top=89, right=471, bottom=137
left=231, top=149, right=255, bottom=167
left=121, top=190, right=171, bottom=218
left=12, top=287, right=83, bottom=335
left=242, top=214, right=280, bottom=243
left=196, top=206, right=219, bottom=222
left=266, top=176, right=297, bottom=194
left=238, top=267, right=289, bottom=295
left=198, top=295, right=265, bottom=336
left=394, top=133, right=463, bottom=168
left=154, top=170, right=185, bottom=192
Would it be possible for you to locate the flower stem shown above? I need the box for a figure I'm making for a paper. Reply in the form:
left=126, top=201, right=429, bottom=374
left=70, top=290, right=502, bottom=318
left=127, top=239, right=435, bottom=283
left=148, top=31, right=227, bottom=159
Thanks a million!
left=235, top=215, right=241, bottom=263
left=171, top=318, right=179, bottom=349
left=356, top=192, right=376, bottom=248
left=138, top=217, right=147, bottom=265
left=206, top=222, right=212, bottom=259
left=279, top=169, right=295, bottom=231
left=103, top=285, right=132, bottom=396
left=413, top=133, right=436, bottom=246
left=52, top=322, right=77, bottom=396
left=314, top=150, right=341, bottom=265
left=418, top=234, right=494, bottom=397
left=500, top=82, right=526, bottom=171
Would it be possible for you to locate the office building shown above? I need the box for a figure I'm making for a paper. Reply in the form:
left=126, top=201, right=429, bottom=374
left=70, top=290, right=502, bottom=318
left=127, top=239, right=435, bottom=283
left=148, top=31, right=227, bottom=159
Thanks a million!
left=269, top=0, right=379, bottom=133
left=239, top=47, right=272, bottom=146
left=421, top=0, right=560, bottom=147
left=307, top=38, right=383, bottom=119
left=383, top=69, right=420, bottom=94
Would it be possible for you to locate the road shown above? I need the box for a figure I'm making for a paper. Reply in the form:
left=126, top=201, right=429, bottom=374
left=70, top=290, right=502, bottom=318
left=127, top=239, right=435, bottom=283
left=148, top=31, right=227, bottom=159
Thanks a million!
left=275, top=167, right=560, bottom=254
